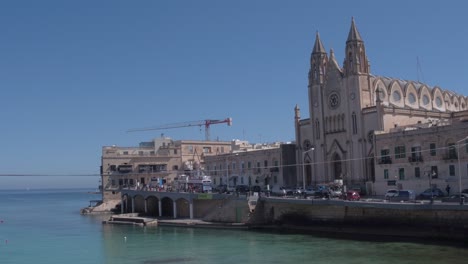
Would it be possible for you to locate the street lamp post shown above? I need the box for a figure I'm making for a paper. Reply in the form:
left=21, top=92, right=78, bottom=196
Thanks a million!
left=302, top=148, right=315, bottom=190
left=457, top=136, right=468, bottom=204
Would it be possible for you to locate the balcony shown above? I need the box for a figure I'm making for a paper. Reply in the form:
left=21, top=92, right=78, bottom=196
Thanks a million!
left=378, top=157, right=392, bottom=164
left=408, top=156, right=423, bottom=163
left=118, top=165, right=133, bottom=173
left=442, top=153, right=458, bottom=161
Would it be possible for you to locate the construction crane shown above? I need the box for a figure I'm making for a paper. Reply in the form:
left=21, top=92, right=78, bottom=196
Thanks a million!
left=127, top=118, right=232, bottom=141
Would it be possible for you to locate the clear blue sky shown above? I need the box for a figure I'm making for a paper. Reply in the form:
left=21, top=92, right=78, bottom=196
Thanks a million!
left=1, top=0, right=467, bottom=189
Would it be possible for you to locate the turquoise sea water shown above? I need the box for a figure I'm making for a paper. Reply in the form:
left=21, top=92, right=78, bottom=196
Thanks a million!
left=1, top=189, right=468, bottom=264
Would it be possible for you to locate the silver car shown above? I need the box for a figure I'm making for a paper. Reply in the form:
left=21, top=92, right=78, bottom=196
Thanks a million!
left=384, top=189, right=398, bottom=200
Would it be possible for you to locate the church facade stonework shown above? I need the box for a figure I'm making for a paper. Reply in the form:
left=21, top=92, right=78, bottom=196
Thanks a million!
left=295, top=19, right=468, bottom=194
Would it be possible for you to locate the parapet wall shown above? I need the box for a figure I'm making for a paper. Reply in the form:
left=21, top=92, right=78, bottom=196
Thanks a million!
left=252, top=198, right=468, bottom=241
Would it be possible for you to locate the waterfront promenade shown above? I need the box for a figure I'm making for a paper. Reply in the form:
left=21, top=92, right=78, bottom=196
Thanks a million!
left=114, top=188, right=468, bottom=242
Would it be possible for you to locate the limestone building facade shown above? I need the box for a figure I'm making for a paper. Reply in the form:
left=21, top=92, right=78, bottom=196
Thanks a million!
left=101, top=137, right=231, bottom=201
left=373, top=114, right=468, bottom=195
left=295, top=18, right=468, bottom=194
left=204, top=141, right=297, bottom=191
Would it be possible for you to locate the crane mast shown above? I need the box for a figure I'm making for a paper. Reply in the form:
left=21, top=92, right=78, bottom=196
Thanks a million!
left=127, top=118, right=232, bottom=141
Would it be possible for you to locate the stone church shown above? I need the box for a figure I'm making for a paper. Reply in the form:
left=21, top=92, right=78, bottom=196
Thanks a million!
left=295, top=18, right=468, bottom=193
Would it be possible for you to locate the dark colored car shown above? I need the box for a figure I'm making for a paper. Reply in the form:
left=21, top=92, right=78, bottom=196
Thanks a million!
left=417, top=188, right=445, bottom=199
left=250, top=185, right=261, bottom=193
left=388, top=190, right=416, bottom=202
left=235, top=185, right=250, bottom=194
left=214, top=184, right=228, bottom=193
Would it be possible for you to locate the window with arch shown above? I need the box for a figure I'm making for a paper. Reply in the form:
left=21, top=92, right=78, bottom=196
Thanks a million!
left=422, top=95, right=429, bottom=105
left=408, top=93, right=416, bottom=104
left=392, top=91, right=401, bottom=102
left=435, top=97, right=443, bottom=107
left=352, top=112, right=357, bottom=134
left=462, top=102, right=466, bottom=109
left=341, top=114, right=345, bottom=131
left=315, top=119, right=320, bottom=139
left=376, top=87, right=386, bottom=100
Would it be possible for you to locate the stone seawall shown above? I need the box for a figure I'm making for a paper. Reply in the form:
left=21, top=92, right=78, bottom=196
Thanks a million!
left=249, top=197, right=468, bottom=241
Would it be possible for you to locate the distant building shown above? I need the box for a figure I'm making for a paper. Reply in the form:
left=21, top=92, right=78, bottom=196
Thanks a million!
left=101, top=137, right=231, bottom=201
left=373, top=114, right=468, bottom=195
left=204, top=140, right=297, bottom=190
left=295, top=18, right=468, bottom=195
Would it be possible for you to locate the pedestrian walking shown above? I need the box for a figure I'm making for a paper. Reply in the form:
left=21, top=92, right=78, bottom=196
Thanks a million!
left=446, top=184, right=451, bottom=196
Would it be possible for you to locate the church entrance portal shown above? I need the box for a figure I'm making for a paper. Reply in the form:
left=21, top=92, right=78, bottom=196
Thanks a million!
left=332, top=153, right=343, bottom=180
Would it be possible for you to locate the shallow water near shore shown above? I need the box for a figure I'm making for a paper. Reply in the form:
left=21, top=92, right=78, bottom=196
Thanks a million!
left=1, top=189, right=468, bottom=264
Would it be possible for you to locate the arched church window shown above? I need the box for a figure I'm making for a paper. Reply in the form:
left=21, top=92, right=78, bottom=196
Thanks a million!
left=422, top=95, right=430, bottom=105
left=376, top=87, right=386, bottom=100
left=462, top=102, right=466, bottom=109
left=408, top=93, right=416, bottom=104
left=436, top=97, right=443, bottom=107
left=392, top=91, right=401, bottom=102
left=352, top=112, right=357, bottom=134
left=313, top=63, right=318, bottom=79
left=315, top=119, right=320, bottom=139
left=341, top=114, right=345, bottom=131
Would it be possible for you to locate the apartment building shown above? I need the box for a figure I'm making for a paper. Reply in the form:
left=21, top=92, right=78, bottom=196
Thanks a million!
left=101, top=136, right=231, bottom=201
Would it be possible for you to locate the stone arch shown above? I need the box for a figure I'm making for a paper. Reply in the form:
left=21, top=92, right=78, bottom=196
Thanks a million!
left=160, top=197, right=174, bottom=218
left=123, top=194, right=132, bottom=213
left=146, top=196, right=159, bottom=217
left=405, top=82, right=419, bottom=109
left=373, top=78, right=389, bottom=106
left=133, top=194, right=146, bottom=214
left=389, top=81, right=404, bottom=108
left=461, top=97, right=467, bottom=110
left=444, top=92, right=452, bottom=111
left=331, top=152, right=343, bottom=181
left=432, top=87, right=445, bottom=111
left=419, top=85, right=432, bottom=110
left=452, top=95, right=460, bottom=111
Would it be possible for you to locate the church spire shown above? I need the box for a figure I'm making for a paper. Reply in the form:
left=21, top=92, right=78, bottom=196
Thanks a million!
left=309, top=31, right=328, bottom=86
left=347, top=17, right=363, bottom=43
left=343, top=17, right=369, bottom=76
left=313, top=31, right=326, bottom=54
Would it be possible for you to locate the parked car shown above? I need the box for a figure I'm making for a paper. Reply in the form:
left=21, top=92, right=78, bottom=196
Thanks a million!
left=270, top=186, right=294, bottom=196
left=417, top=188, right=445, bottom=199
left=350, top=185, right=366, bottom=195
left=303, top=187, right=318, bottom=197
left=384, top=189, right=398, bottom=200
left=293, top=186, right=317, bottom=197
left=461, top=189, right=468, bottom=195
left=250, top=185, right=261, bottom=193
left=387, top=190, right=416, bottom=202
left=441, top=193, right=468, bottom=203
left=214, top=184, right=228, bottom=193
left=235, top=185, right=250, bottom=194
left=344, top=190, right=361, bottom=201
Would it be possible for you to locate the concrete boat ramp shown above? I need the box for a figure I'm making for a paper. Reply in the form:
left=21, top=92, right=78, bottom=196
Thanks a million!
left=103, top=213, right=158, bottom=227
left=103, top=213, right=247, bottom=229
